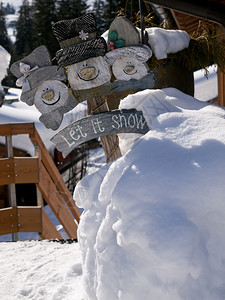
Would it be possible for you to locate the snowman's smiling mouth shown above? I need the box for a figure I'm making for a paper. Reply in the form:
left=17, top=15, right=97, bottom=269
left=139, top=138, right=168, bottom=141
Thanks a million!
left=123, top=69, right=137, bottom=75
left=43, top=93, right=61, bottom=105
left=77, top=69, right=100, bottom=81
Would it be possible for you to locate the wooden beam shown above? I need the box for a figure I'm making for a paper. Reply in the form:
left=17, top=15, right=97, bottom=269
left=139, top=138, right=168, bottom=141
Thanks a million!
left=0, top=158, right=14, bottom=185
left=17, top=206, right=42, bottom=232
left=0, top=123, right=35, bottom=137
left=37, top=161, right=78, bottom=239
left=14, top=157, right=39, bottom=184
left=218, top=70, right=225, bottom=106
left=40, top=208, right=62, bottom=240
left=0, top=157, right=39, bottom=185
left=0, top=207, right=17, bottom=235
left=30, top=128, right=81, bottom=223
left=87, top=95, right=122, bottom=163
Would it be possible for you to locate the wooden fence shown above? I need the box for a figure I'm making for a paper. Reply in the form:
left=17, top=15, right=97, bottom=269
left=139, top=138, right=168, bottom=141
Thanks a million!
left=0, top=123, right=81, bottom=241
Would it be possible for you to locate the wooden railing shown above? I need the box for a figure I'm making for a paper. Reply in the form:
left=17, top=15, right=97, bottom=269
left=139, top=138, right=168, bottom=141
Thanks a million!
left=0, top=123, right=81, bottom=241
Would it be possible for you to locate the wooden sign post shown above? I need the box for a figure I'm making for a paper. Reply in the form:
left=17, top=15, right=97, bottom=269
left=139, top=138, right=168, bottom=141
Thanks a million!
left=51, top=108, right=149, bottom=158
left=87, top=95, right=122, bottom=163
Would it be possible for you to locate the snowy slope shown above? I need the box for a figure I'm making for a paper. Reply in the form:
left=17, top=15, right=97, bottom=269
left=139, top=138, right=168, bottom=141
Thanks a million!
left=0, top=240, right=83, bottom=300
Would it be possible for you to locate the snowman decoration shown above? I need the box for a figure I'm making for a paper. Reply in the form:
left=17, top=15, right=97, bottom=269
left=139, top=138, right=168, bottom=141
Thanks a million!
left=52, top=13, right=113, bottom=102
left=10, top=45, right=76, bottom=130
left=105, top=16, right=156, bottom=92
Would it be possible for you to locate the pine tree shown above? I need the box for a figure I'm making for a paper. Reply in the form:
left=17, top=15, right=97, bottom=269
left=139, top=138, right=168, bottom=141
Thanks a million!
left=92, top=0, right=106, bottom=35
left=0, top=3, right=10, bottom=51
left=5, top=3, right=16, bottom=14
left=56, top=0, right=89, bottom=21
left=104, top=0, right=126, bottom=29
left=15, top=0, right=34, bottom=57
left=32, top=0, right=58, bottom=58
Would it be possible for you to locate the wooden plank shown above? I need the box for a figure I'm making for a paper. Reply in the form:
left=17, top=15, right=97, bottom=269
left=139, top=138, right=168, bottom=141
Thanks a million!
left=0, top=123, right=35, bottom=137
left=37, top=161, right=78, bottom=238
left=17, top=206, right=42, bottom=232
left=14, top=157, right=39, bottom=184
left=0, top=157, right=39, bottom=185
left=218, top=70, right=225, bottom=106
left=30, top=128, right=81, bottom=222
left=6, top=135, right=18, bottom=241
left=68, top=56, right=111, bottom=91
left=0, top=158, right=14, bottom=185
left=51, top=109, right=149, bottom=158
left=0, top=207, right=17, bottom=235
left=87, top=95, right=122, bottom=163
left=40, top=208, right=62, bottom=240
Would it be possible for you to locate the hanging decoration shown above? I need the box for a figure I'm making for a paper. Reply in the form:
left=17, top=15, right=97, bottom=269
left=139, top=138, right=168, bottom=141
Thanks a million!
left=10, top=45, right=77, bottom=130
left=52, top=13, right=113, bottom=102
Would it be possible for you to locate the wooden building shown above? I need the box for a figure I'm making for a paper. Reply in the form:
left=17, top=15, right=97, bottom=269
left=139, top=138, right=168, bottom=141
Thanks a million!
left=147, top=0, right=225, bottom=106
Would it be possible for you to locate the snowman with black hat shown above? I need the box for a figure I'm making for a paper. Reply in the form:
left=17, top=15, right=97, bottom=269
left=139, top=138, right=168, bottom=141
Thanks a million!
left=52, top=13, right=113, bottom=102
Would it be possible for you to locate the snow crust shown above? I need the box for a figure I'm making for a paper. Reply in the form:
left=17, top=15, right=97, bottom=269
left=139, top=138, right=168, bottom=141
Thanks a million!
left=194, top=65, right=218, bottom=102
left=0, top=45, right=10, bottom=106
left=74, top=88, right=225, bottom=300
left=0, top=46, right=10, bottom=81
left=0, top=240, right=83, bottom=300
left=146, top=27, right=190, bottom=60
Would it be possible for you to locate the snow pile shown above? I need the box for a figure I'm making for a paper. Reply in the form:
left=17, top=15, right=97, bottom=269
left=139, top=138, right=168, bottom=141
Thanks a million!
left=194, top=65, right=218, bottom=102
left=0, top=240, right=83, bottom=300
left=74, top=88, right=225, bottom=300
left=146, top=27, right=190, bottom=60
left=0, top=45, right=11, bottom=104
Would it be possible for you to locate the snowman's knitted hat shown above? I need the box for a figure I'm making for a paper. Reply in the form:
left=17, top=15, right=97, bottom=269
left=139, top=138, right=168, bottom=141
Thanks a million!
left=10, top=45, right=66, bottom=106
left=52, top=13, right=107, bottom=67
left=105, top=16, right=152, bottom=65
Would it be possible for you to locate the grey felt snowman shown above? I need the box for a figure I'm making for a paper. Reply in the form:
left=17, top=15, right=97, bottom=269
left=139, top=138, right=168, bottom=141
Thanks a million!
left=105, top=16, right=156, bottom=92
left=10, top=45, right=76, bottom=130
left=52, top=13, right=113, bottom=102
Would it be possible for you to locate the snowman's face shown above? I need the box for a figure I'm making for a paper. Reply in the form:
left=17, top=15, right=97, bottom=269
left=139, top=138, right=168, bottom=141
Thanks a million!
left=112, top=56, right=149, bottom=81
left=67, top=56, right=111, bottom=90
left=34, top=80, right=69, bottom=113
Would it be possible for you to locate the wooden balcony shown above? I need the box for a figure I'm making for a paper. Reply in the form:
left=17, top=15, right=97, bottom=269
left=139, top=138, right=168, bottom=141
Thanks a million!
left=0, top=123, right=81, bottom=241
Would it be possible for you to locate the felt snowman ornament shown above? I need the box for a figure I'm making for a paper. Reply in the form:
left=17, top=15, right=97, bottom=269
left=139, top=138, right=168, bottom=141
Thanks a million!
left=52, top=13, right=113, bottom=102
left=105, top=17, right=156, bottom=92
left=10, top=45, right=76, bottom=130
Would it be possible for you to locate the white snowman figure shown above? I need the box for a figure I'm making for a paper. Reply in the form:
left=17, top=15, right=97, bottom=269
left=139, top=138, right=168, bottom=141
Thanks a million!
left=52, top=13, right=113, bottom=102
left=104, top=16, right=156, bottom=92
left=10, top=45, right=76, bottom=130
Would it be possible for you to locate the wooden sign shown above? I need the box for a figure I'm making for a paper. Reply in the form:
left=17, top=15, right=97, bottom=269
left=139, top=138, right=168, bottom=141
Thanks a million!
left=51, top=109, right=149, bottom=158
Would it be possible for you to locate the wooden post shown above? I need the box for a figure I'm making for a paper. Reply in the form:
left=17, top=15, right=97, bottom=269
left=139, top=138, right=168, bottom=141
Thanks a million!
left=87, top=95, right=122, bottom=163
left=5, top=135, right=18, bottom=242
left=32, top=141, right=44, bottom=207
left=218, top=70, right=225, bottom=106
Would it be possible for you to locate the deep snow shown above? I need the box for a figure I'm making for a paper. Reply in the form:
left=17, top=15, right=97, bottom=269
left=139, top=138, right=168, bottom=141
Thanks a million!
left=0, top=240, right=83, bottom=300
left=74, top=88, right=225, bottom=300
